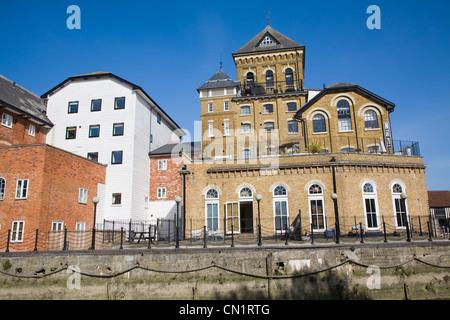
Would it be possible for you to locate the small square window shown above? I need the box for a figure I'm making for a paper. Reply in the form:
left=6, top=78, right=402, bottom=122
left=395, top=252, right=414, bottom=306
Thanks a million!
left=91, top=99, right=102, bottom=112
left=114, top=97, right=125, bottom=110
left=112, top=193, right=122, bottom=205
left=87, top=152, right=99, bottom=162
left=89, top=125, right=100, bottom=138
left=68, top=101, right=79, bottom=114
left=287, top=102, right=297, bottom=112
left=241, top=106, right=251, bottom=116
left=113, top=123, right=124, bottom=136
left=111, top=151, right=123, bottom=164
left=66, top=127, right=77, bottom=140
left=1, top=113, right=13, bottom=128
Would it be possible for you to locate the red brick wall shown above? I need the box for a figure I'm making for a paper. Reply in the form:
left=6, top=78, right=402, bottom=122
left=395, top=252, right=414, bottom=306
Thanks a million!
left=0, top=144, right=106, bottom=251
left=149, top=155, right=183, bottom=201
left=0, top=110, right=48, bottom=146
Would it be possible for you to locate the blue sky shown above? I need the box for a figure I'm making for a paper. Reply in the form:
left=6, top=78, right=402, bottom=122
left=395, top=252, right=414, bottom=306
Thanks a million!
left=1, top=0, right=449, bottom=191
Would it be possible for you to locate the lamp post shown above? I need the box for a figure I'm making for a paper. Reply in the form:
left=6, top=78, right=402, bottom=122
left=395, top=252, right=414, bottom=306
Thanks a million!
left=330, top=192, right=340, bottom=244
left=256, top=194, right=262, bottom=246
left=401, top=193, right=411, bottom=242
left=175, top=196, right=182, bottom=248
left=91, top=196, right=100, bottom=250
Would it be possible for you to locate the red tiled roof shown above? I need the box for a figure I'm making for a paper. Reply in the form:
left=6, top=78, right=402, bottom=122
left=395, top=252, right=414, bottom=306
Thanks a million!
left=428, top=190, right=450, bottom=208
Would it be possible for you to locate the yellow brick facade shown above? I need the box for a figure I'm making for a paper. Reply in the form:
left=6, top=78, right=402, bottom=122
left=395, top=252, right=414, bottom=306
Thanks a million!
left=186, top=25, right=428, bottom=238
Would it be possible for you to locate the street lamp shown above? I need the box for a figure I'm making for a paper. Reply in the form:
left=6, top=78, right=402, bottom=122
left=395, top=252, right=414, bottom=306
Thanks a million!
left=401, top=193, right=411, bottom=242
left=91, top=196, right=100, bottom=250
left=330, top=193, right=340, bottom=244
left=175, top=196, right=182, bottom=248
left=256, top=194, right=262, bottom=246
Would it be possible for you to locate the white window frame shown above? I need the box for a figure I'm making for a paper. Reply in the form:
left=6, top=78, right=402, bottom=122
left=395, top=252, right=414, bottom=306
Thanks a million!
left=1, top=113, right=13, bottom=128
left=208, top=121, right=214, bottom=137
left=308, top=184, right=326, bottom=232
left=28, top=124, right=36, bottom=137
left=208, top=102, right=213, bottom=113
left=11, top=221, right=25, bottom=242
left=205, top=188, right=220, bottom=232
left=241, top=123, right=251, bottom=134
left=52, top=221, right=64, bottom=231
left=78, top=188, right=88, bottom=204
left=158, top=160, right=167, bottom=171
left=0, top=177, right=5, bottom=201
left=362, top=182, right=380, bottom=231
left=392, top=183, right=408, bottom=229
left=242, top=148, right=251, bottom=159
left=224, top=101, right=229, bottom=111
left=273, top=186, right=289, bottom=233
left=224, top=120, right=230, bottom=135
left=157, top=187, right=167, bottom=199
left=15, top=179, right=29, bottom=200
left=240, top=106, right=251, bottom=116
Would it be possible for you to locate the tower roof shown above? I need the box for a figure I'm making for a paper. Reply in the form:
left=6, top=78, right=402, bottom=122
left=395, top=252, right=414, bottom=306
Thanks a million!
left=197, top=69, right=240, bottom=91
left=233, top=25, right=304, bottom=56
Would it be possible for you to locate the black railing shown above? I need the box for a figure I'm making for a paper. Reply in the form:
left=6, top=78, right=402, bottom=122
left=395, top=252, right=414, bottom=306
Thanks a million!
left=240, top=79, right=304, bottom=97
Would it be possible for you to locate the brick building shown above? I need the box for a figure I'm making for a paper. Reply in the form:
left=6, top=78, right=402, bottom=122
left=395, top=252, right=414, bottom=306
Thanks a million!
left=428, top=190, right=450, bottom=231
left=0, top=75, right=106, bottom=251
left=182, top=25, right=429, bottom=238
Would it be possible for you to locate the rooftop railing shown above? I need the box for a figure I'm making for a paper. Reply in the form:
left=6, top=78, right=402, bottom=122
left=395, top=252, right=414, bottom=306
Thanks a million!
left=239, top=79, right=304, bottom=97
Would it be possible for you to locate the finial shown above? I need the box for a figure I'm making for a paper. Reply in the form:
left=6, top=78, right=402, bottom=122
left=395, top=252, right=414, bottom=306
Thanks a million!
left=267, top=11, right=271, bottom=26
left=219, top=53, right=223, bottom=70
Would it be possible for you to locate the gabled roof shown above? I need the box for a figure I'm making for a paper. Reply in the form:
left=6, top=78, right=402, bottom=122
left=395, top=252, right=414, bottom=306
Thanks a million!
left=41, top=72, right=185, bottom=135
left=233, top=25, right=304, bottom=56
left=149, top=141, right=202, bottom=159
left=0, top=74, right=53, bottom=127
left=296, top=82, right=396, bottom=117
left=197, top=69, right=240, bottom=91
left=428, top=190, right=450, bottom=208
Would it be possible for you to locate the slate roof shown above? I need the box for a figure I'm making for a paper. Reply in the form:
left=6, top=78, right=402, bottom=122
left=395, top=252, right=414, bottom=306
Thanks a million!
left=149, top=141, right=202, bottom=159
left=0, top=74, right=53, bottom=127
left=296, top=82, right=396, bottom=117
left=233, top=25, right=304, bottom=56
left=197, top=69, right=240, bottom=91
left=428, top=191, right=450, bottom=208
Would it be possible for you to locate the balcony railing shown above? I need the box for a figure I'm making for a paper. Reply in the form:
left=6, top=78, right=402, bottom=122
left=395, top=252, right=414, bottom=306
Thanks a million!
left=239, top=79, right=304, bottom=97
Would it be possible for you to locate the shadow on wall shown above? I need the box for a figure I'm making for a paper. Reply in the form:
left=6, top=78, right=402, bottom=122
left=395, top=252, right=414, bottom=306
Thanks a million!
left=213, top=271, right=372, bottom=300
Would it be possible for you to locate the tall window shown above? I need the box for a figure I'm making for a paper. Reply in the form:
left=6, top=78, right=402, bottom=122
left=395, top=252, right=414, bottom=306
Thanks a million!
left=312, top=114, right=326, bottom=133
left=224, top=120, right=229, bottom=135
left=158, top=160, right=167, bottom=171
left=11, top=221, right=24, bottom=242
left=28, top=124, right=36, bottom=137
left=285, top=68, right=294, bottom=86
left=363, top=183, right=379, bottom=230
left=224, top=101, right=229, bottom=111
left=308, top=184, right=325, bottom=231
left=392, top=183, right=408, bottom=228
left=273, top=186, right=289, bottom=232
left=364, top=110, right=379, bottom=129
left=246, top=72, right=254, bottom=85
left=337, top=100, right=352, bottom=131
left=208, top=122, right=214, bottom=136
left=206, top=189, right=219, bottom=231
left=243, top=149, right=251, bottom=159
left=208, top=102, right=213, bottom=113
left=157, top=188, right=166, bottom=199
left=15, top=179, right=28, bottom=200
left=78, top=188, right=88, bottom=204
left=0, top=178, right=5, bottom=200
left=266, top=70, right=274, bottom=88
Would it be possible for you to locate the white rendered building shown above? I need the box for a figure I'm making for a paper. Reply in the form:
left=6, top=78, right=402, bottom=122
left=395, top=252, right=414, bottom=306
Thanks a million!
left=42, top=72, right=185, bottom=224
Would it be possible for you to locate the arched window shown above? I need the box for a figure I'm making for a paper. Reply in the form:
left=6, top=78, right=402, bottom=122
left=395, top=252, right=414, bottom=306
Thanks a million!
left=246, top=72, right=254, bottom=85
left=285, top=68, right=294, bottom=86
left=364, top=110, right=379, bottom=129
left=308, top=184, right=325, bottom=231
left=312, top=114, right=326, bottom=133
left=239, top=187, right=253, bottom=198
left=337, top=99, right=352, bottom=131
left=205, top=188, right=219, bottom=231
left=266, top=70, right=274, bottom=88
left=0, top=178, right=5, bottom=201
left=391, top=183, right=408, bottom=228
left=273, top=186, right=288, bottom=232
left=363, top=183, right=379, bottom=230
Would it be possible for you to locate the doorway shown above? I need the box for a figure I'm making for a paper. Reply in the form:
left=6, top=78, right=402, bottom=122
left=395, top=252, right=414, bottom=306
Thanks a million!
left=240, top=201, right=254, bottom=233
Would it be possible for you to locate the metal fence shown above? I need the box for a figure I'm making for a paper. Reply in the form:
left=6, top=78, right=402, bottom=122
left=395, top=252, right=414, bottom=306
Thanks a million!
left=0, top=214, right=447, bottom=253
